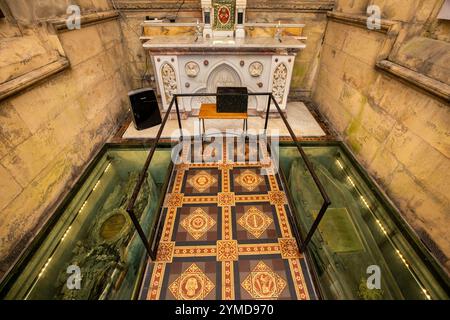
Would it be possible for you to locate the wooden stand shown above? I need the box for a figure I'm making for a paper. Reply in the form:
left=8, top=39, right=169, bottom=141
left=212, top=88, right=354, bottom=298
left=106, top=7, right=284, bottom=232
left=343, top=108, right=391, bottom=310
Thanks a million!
left=198, top=103, right=248, bottom=138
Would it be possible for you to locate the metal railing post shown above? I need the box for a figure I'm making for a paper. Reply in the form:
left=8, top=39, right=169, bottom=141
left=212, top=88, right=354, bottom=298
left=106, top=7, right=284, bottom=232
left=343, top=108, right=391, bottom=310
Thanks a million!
left=269, top=94, right=331, bottom=252
left=125, top=208, right=154, bottom=258
left=126, top=97, right=176, bottom=259
left=301, top=202, right=329, bottom=252
left=174, top=94, right=183, bottom=134
left=264, top=95, right=271, bottom=133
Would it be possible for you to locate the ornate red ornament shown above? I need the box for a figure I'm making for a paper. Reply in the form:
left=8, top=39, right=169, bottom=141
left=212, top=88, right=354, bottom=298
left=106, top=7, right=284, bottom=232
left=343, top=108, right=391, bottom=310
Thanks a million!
left=218, top=6, right=231, bottom=24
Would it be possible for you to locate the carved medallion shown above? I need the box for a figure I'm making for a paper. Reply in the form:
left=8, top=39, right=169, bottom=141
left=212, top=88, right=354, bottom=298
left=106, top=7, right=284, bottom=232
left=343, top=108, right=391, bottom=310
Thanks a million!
left=180, top=208, right=216, bottom=240
left=238, top=207, right=273, bottom=239
left=249, top=62, right=263, bottom=77
left=241, top=261, right=287, bottom=299
left=185, top=61, right=200, bottom=78
left=169, top=263, right=215, bottom=300
left=272, top=63, right=288, bottom=104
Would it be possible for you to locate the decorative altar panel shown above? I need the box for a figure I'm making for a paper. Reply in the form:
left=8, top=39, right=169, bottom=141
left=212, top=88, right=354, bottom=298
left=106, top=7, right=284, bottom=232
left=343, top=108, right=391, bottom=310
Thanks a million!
left=152, top=52, right=296, bottom=115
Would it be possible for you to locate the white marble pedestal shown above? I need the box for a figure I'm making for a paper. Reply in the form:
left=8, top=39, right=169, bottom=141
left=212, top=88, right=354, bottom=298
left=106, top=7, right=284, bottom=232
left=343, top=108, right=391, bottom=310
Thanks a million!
left=143, top=36, right=306, bottom=117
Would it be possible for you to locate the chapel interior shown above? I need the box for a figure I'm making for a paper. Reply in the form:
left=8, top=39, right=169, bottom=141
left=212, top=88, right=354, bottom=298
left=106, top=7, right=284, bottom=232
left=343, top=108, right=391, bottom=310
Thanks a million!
left=0, top=0, right=449, bottom=300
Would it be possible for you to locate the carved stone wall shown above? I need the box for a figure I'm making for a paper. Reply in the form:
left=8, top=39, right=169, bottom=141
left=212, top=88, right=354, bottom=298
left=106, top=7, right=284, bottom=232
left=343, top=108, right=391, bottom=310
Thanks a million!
left=0, top=1, right=130, bottom=280
left=313, top=0, right=450, bottom=272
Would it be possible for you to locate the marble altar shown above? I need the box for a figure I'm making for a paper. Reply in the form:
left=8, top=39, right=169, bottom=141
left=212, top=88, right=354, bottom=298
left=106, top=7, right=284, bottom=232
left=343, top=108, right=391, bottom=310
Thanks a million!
left=141, top=0, right=307, bottom=117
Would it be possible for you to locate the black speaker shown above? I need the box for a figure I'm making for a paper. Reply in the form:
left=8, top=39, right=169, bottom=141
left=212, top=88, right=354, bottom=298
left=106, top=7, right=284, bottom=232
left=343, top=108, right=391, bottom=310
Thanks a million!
left=128, top=88, right=162, bottom=131
left=217, top=87, right=248, bottom=113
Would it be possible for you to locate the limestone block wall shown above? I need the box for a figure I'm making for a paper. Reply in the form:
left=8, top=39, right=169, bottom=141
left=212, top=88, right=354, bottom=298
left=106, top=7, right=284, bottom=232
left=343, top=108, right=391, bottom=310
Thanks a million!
left=313, top=0, right=450, bottom=271
left=0, top=1, right=130, bottom=279
left=245, top=8, right=328, bottom=98
left=4, top=0, right=111, bottom=23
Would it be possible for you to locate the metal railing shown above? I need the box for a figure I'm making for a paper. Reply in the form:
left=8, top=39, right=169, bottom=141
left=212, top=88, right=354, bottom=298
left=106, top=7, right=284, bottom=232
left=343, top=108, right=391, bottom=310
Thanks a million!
left=125, top=92, right=331, bottom=259
left=265, top=94, right=331, bottom=252
left=125, top=96, right=180, bottom=260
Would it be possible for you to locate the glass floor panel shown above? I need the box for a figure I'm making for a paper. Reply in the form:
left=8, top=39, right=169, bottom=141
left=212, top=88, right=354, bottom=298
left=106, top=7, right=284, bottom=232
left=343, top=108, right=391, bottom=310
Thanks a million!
left=280, top=143, right=449, bottom=300
left=1, top=146, right=172, bottom=300
left=1, top=142, right=448, bottom=300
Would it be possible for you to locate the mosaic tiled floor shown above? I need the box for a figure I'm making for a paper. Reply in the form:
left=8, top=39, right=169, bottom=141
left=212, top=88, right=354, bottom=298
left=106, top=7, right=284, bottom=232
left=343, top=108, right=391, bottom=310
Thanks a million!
left=139, top=138, right=316, bottom=300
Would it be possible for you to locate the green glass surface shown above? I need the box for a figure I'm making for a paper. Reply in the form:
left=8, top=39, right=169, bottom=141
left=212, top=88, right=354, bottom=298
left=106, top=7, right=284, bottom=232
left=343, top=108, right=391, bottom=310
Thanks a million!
left=312, top=208, right=365, bottom=254
left=3, top=147, right=172, bottom=300
left=280, top=145, right=449, bottom=300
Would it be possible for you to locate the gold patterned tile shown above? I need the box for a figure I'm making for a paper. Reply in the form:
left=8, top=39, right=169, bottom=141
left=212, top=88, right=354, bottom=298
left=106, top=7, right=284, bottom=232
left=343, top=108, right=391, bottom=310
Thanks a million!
left=156, top=242, right=175, bottom=262
left=180, top=208, right=216, bottom=240
left=174, top=246, right=217, bottom=258
left=238, top=207, right=273, bottom=239
left=278, top=238, right=301, bottom=259
left=222, top=261, right=234, bottom=300
left=217, top=240, right=239, bottom=261
left=217, top=192, right=236, bottom=207
left=218, top=162, right=234, bottom=171
left=164, top=193, right=184, bottom=208
left=187, top=170, right=218, bottom=193
left=241, top=261, right=287, bottom=299
left=175, top=163, right=190, bottom=171
left=169, top=264, right=215, bottom=300
left=147, top=263, right=166, bottom=300
left=289, top=259, right=309, bottom=300
left=142, top=138, right=315, bottom=301
left=268, top=190, right=288, bottom=206
left=235, top=169, right=265, bottom=192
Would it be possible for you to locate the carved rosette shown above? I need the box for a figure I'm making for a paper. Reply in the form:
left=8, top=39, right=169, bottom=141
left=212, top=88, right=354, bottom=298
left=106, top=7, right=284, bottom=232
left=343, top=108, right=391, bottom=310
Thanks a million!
left=249, top=61, right=263, bottom=77
left=161, top=63, right=178, bottom=103
left=271, top=63, right=288, bottom=104
left=185, top=61, right=200, bottom=78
